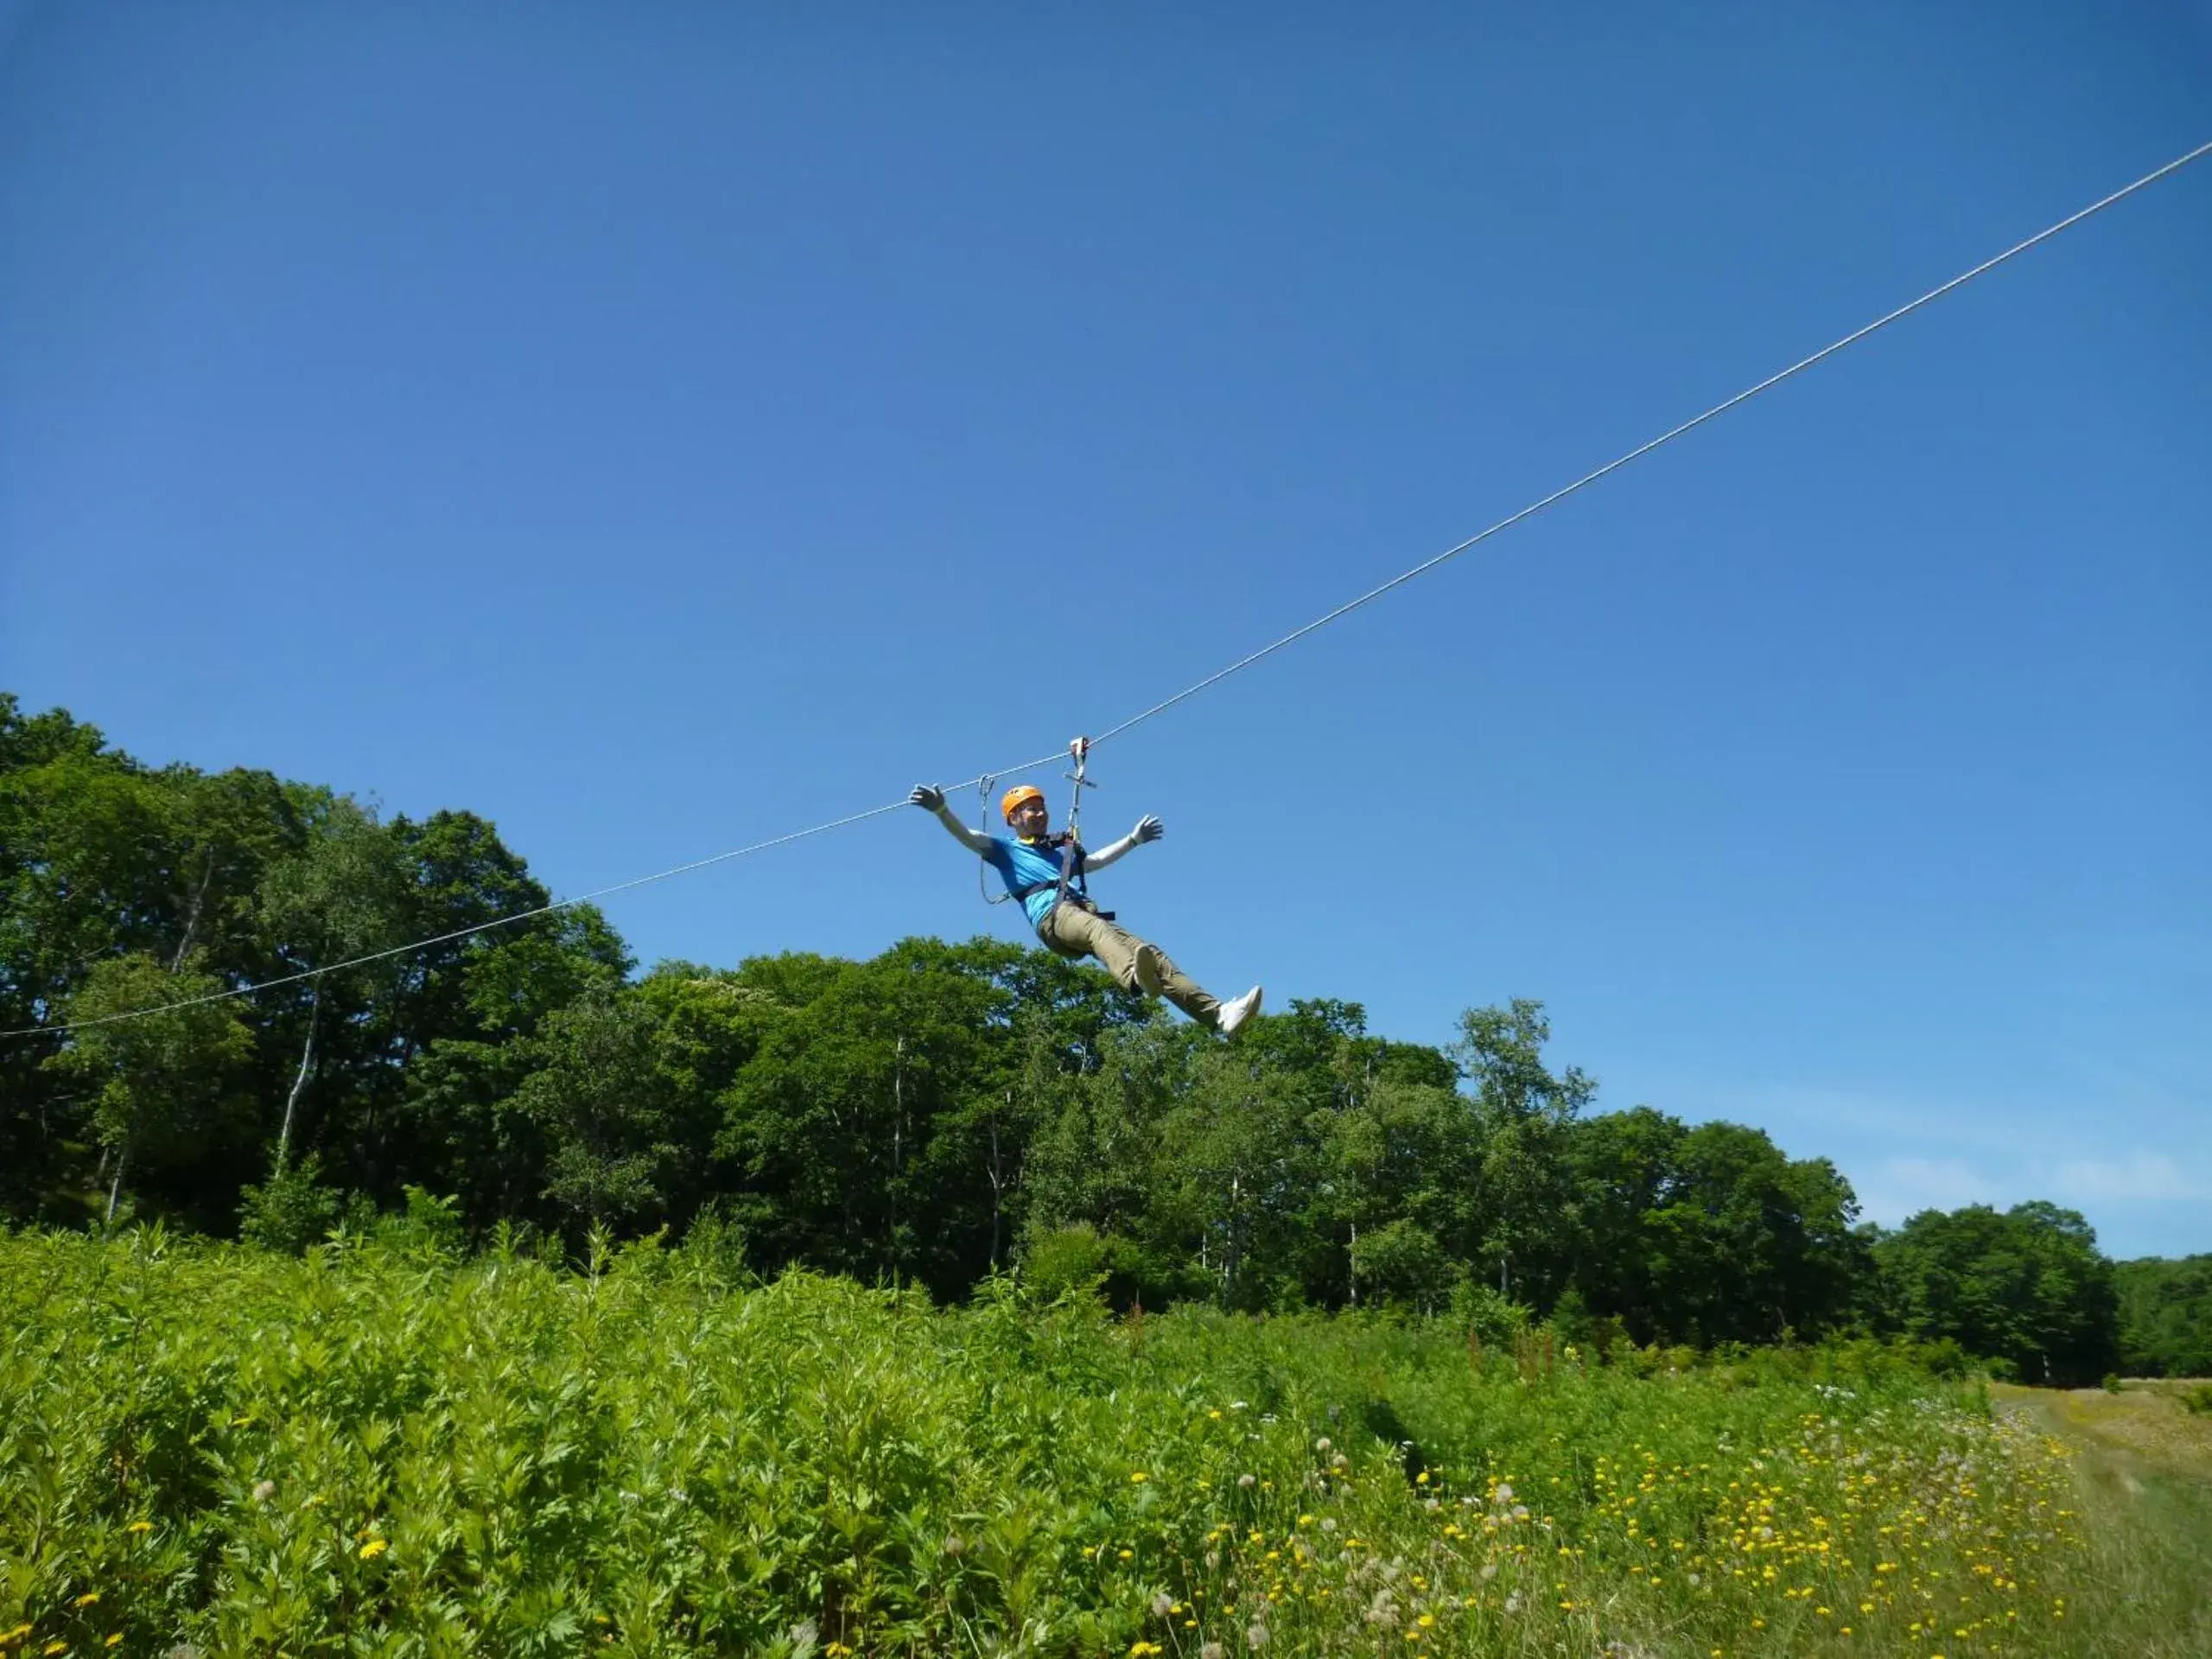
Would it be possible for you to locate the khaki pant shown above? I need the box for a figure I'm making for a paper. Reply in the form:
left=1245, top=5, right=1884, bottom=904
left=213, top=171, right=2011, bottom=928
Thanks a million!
left=1035, top=902, right=1221, bottom=1026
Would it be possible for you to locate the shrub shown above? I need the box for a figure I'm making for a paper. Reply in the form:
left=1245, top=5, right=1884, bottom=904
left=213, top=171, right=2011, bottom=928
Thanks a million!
left=237, top=1154, right=345, bottom=1254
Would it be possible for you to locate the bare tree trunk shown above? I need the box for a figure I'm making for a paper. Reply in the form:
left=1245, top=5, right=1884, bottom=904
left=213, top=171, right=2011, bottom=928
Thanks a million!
left=1224, top=1172, right=1242, bottom=1303
left=105, top=1139, right=131, bottom=1224
left=170, top=860, right=215, bottom=972
left=889, top=1034, right=906, bottom=1271
left=275, top=986, right=321, bottom=1173
left=986, top=1092, right=1007, bottom=1269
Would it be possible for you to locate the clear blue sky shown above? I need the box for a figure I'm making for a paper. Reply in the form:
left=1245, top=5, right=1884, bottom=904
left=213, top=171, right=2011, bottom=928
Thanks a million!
left=3, top=3, right=2206, bottom=1256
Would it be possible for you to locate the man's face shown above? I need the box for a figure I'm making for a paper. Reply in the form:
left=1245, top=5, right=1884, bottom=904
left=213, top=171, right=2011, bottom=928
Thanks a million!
left=1009, top=796, right=1051, bottom=838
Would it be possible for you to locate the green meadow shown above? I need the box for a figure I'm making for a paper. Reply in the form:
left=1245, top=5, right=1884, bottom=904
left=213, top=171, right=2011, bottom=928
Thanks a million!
left=9, top=1228, right=2200, bottom=1659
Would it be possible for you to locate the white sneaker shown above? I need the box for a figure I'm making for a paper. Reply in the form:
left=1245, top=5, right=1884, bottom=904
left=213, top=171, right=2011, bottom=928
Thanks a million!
left=1216, top=985, right=1264, bottom=1037
left=1133, top=944, right=1166, bottom=996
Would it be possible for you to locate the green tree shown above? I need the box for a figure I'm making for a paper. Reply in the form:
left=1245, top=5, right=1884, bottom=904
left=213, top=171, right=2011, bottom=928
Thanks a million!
left=716, top=938, right=1054, bottom=1292
left=1875, top=1202, right=2119, bottom=1384
left=512, top=988, right=681, bottom=1236
left=2113, top=1255, right=2212, bottom=1376
left=256, top=797, right=414, bottom=1173
left=42, top=953, right=254, bottom=1222
left=1636, top=1122, right=1865, bottom=1344
left=1451, top=999, right=1592, bottom=1302
left=371, top=812, right=629, bottom=1207
left=1, top=702, right=306, bottom=1215
left=1323, top=1074, right=1484, bottom=1310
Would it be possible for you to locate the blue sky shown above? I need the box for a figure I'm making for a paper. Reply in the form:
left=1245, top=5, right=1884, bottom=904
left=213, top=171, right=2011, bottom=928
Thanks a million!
left=3, top=3, right=2207, bottom=1256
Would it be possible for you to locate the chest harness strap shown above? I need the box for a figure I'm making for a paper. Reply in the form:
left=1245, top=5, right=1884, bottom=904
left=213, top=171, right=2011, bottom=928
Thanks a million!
left=1009, top=737, right=1113, bottom=923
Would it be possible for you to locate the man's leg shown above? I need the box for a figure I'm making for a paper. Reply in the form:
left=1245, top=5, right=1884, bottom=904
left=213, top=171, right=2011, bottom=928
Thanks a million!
left=1039, top=906, right=1223, bottom=1026
left=1135, top=938, right=1221, bottom=1026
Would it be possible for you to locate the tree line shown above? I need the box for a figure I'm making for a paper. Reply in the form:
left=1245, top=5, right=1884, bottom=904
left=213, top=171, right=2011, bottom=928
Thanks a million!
left=3, top=694, right=2196, bottom=1384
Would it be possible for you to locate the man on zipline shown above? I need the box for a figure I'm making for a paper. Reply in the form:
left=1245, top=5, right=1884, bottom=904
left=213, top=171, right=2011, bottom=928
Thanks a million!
left=907, top=780, right=1265, bottom=1036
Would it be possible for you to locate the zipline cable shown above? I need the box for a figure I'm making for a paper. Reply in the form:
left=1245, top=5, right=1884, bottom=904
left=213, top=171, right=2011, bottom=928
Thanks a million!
left=1084, top=137, right=2212, bottom=749
left=8, top=137, right=2207, bottom=1043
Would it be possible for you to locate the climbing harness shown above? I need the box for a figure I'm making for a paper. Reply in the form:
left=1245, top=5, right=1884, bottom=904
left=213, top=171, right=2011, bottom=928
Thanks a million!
left=986, top=739, right=1114, bottom=923
left=1053, top=736, right=1096, bottom=918
left=975, top=777, right=1011, bottom=906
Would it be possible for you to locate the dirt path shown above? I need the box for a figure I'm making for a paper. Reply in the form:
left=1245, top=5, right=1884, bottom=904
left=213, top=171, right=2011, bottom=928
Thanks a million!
left=1994, top=1377, right=2212, bottom=1481
left=1993, top=1380, right=2212, bottom=1657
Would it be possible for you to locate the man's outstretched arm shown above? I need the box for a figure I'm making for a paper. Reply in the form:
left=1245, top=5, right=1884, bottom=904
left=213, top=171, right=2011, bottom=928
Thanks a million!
left=908, top=785, right=993, bottom=854
left=1079, top=814, right=1164, bottom=874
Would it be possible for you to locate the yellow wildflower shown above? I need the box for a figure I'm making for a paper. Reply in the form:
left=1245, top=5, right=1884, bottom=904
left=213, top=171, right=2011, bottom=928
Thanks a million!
left=359, top=1538, right=389, bottom=1560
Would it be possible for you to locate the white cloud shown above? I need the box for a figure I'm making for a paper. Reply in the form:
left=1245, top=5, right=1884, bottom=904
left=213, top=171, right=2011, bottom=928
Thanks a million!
left=1854, top=1157, right=1997, bottom=1226
left=2053, top=1153, right=2209, bottom=1204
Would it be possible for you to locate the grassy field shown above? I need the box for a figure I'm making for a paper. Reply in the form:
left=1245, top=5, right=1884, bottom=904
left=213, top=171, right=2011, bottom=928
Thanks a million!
left=1989, top=1380, right=2212, bottom=1659
left=1, top=1227, right=2201, bottom=1657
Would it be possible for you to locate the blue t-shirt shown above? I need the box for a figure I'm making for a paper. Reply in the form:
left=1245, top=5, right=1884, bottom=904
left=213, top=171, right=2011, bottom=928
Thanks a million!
left=982, top=836, right=1086, bottom=929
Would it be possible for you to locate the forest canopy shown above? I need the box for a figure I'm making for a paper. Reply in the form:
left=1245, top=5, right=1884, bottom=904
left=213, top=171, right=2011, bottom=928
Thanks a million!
left=1, top=693, right=2195, bottom=1384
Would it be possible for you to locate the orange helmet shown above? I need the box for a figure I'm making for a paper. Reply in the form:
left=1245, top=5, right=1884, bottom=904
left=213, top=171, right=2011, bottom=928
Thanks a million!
left=1000, top=785, right=1046, bottom=823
